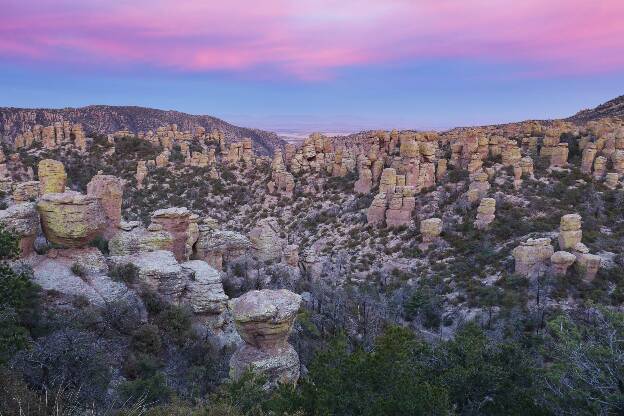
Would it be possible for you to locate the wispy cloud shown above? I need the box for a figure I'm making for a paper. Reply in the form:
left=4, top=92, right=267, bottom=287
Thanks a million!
left=2, top=0, right=623, bottom=79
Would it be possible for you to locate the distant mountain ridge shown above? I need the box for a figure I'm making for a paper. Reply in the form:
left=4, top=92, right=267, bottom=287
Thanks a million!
left=0, top=105, right=285, bottom=155
left=568, top=95, right=624, bottom=123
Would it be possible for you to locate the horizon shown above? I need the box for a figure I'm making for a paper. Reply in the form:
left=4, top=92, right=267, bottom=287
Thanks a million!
left=2, top=1, right=624, bottom=132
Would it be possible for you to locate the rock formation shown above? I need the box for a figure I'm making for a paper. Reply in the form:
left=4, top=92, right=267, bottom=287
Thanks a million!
left=37, top=191, right=106, bottom=248
left=38, top=159, right=67, bottom=195
left=135, top=161, right=148, bottom=189
left=87, top=175, right=123, bottom=239
left=550, top=251, right=576, bottom=276
left=0, top=202, right=39, bottom=256
left=249, top=218, right=284, bottom=262
left=150, top=207, right=199, bottom=262
left=572, top=243, right=601, bottom=282
left=229, top=289, right=302, bottom=388
left=420, top=218, right=442, bottom=249
left=474, top=198, right=496, bottom=230
left=512, top=238, right=554, bottom=277
left=12, top=181, right=39, bottom=202
left=108, top=221, right=174, bottom=256
left=558, top=214, right=582, bottom=250
left=180, top=260, right=228, bottom=315
left=193, top=224, right=251, bottom=270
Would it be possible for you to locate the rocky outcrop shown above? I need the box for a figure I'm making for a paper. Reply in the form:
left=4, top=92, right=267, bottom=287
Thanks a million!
left=37, top=191, right=106, bottom=248
left=512, top=238, right=554, bottom=277
left=87, top=175, right=123, bottom=239
left=135, top=161, right=148, bottom=189
left=12, top=181, right=39, bottom=202
left=108, top=221, right=173, bottom=256
left=0, top=202, right=39, bottom=256
left=110, top=250, right=186, bottom=298
left=572, top=243, right=601, bottom=282
left=249, top=218, right=284, bottom=262
left=550, top=251, right=576, bottom=276
left=467, top=172, right=490, bottom=204
left=229, top=289, right=302, bottom=388
left=581, top=143, right=597, bottom=175
left=558, top=214, right=582, bottom=250
left=385, top=186, right=415, bottom=227
left=193, top=225, right=251, bottom=270
left=150, top=207, right=199, bottom=261
left=180, top=260, right=228, bottom=315
left=38, top=159, right=67, bottom=195
left=366, top=192, right=387, bottom=225
left=474, top=198, right=496, bottom=230
left=420, top=218, right=442, bottom=249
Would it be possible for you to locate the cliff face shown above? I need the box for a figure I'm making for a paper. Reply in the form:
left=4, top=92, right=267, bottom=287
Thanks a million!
left=0, top=105, right=284, bottom=155
left=568, top=95, right=624, bottom=123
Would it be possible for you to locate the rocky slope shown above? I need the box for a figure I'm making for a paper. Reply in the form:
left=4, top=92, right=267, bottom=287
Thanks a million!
left=568, top=95, right=624, bottom=123
left=0, top=95, right=623, bottom=413
left=0, top=105, right=284, bottom=155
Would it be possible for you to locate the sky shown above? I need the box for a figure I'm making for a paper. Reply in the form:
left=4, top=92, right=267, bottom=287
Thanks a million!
left=1, top=0, right=624, bottom=133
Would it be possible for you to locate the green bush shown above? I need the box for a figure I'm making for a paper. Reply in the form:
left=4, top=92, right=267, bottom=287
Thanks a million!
left=110, top=263, right=140, bottom=284
left=132, top=324, right=162, bottom=355
left=70, top=262, right=87, bottom=278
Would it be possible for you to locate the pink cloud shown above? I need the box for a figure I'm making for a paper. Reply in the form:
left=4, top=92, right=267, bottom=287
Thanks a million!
left=1, top=0, right=623, bottom=79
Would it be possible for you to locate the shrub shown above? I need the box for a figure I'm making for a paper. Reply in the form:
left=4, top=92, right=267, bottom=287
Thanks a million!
left=158, top=305, right=193, bottom=345
left=70, top=262, right=87, bottom=278
left=132, top=324, right=162, bottom=355
left=110, top=263, right=140, bottom=284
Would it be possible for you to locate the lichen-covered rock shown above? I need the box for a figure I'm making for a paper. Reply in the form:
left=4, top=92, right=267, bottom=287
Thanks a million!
left=512, top=238, right=554, bottom=277
left=249, top=218, right=284, bottom=262
left=12, top=181, right=39, bottom=202
left=87, top=175, right=123, bottom=239
left=0, top=202, right=39, bottom=256
left=193, top=227, right=251, bottom=270
left=558, top=214, right=582, bottom=250
left=550, top=251, right=576, bottom=275
left=181, top=260, right=228, bottom=314
left=38, top=159, right=67, bottom=195
left=37, top=191, right=106, bottom=248
left=150, top=207, right=199, bottom=261
left=108, top=224, right=174, bottom=256
left=230, top=289, right=302, bottom=388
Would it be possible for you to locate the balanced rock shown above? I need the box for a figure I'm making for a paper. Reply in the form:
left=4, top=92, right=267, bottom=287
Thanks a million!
left=87, top=175, right=123, bottom=239
left=512, top=238, right=554, bottom=277
left=230, top=289, right=302, bottom=388
left=38, top=159, right=66, bottom=195
left=558, top=214, right=582, bottom=250
left=37, top=191, right=106, bottom=248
